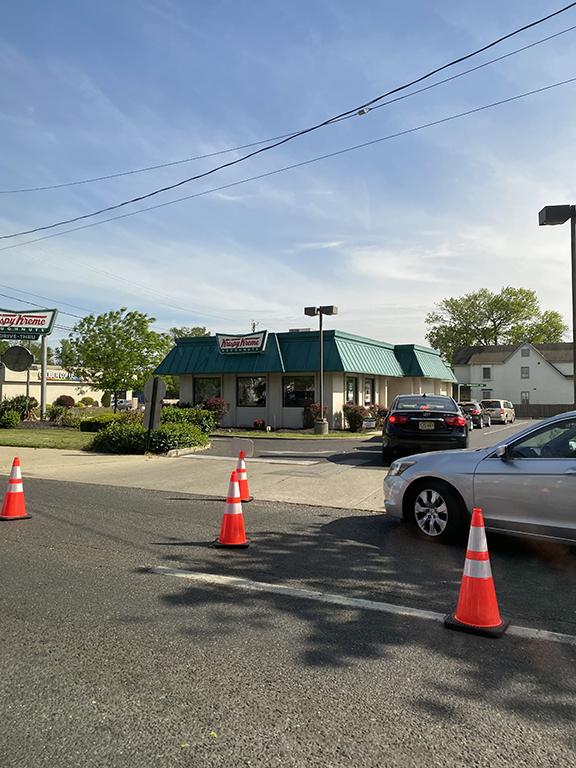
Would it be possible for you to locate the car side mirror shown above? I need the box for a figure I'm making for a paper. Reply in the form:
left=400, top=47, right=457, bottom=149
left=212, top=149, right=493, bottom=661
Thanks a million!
left=496, top=445, right=509, bottom=460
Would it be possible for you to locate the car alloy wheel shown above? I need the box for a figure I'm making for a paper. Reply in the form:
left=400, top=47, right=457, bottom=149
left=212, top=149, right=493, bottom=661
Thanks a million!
left=413, top=488, right=449, bottom=537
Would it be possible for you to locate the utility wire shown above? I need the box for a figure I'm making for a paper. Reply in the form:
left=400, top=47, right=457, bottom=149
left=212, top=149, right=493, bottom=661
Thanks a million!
left=0, top=290, right=84, bottom=319
left=1, top=75, right=575, bottom=255
left=2, top=2, right=576, bottom=239
left=0, top=282, right=94, bottom=314
left=2, top=22, right=575, bottom=196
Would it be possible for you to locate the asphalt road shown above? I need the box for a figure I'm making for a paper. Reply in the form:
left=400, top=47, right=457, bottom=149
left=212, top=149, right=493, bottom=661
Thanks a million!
left=1, top=477, right=574, bottom=767
left=207, top=420, right=534, bottom=467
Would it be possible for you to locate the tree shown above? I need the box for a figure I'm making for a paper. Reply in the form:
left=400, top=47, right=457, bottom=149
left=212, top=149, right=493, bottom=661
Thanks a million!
left=425, top=287, right=567, bottom=363
left=169, top=325, right=210, bottom=339
left=59, top=308, right=172, bottom=410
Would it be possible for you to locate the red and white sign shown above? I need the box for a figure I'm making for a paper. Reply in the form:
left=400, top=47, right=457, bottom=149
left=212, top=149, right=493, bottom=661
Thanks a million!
left=216, top=331, right=268, bottom=354
left=0, top=308, right=57, bottom=337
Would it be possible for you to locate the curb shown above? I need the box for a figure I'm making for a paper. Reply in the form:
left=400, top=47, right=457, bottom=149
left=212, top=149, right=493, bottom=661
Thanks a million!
left=166, top=442, right=212, bottom=458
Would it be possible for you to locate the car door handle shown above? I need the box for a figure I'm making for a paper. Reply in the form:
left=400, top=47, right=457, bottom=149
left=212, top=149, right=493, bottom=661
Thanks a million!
left=564, top=468, right=576, bottom=475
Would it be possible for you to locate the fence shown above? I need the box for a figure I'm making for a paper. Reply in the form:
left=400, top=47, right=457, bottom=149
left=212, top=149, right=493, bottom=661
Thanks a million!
left=513, top=403, right=574, bottom=419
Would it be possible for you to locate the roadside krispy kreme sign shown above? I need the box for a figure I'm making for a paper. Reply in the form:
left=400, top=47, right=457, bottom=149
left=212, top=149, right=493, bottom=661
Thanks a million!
left=216, top=331, right=268, bottom=354
left=0, top=308, right=57, bottom=337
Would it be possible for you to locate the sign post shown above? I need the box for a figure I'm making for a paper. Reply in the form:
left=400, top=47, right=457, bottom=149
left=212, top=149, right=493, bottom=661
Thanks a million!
left=143, top=376, right=167, bottom=452
left=0, top=308, right=58, bottom=420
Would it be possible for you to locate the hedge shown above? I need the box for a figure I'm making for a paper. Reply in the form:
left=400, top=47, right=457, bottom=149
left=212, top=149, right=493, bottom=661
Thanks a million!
left=88, top=421, right=209, bottom=454
left=160, top=406, right=216, bottom=434
left=79, top=413, right=122, bottom=432
left=0, top=410, right=21, bottom=429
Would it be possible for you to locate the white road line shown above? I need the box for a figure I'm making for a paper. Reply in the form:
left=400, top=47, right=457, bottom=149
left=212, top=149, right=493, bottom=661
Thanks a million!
left=259, top=450, right=336, bottom=456
left=484, top=422, right=530, bottom=436
left=150, top=567, right=576, bottom=647
left=179, top=454, right=320, bottom=466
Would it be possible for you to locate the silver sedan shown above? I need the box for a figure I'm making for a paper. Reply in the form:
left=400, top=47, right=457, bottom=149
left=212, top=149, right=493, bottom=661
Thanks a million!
left=384, top=410, right=576, bottom=544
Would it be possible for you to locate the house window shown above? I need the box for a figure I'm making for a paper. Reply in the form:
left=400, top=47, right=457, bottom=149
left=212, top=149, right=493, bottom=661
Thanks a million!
left=364, top=378, right=375, bottom=406
left=481, top=389, right=492, bottom=400
left=193, top=377, right=221, bottom=405
left=237, top=377, right=266, bottom=407
left=482, top=367, right=491, bottom=380
left=346, top=377, right=358, bottom=403
left=521, top=391, right=530, bottom=404
left=521, top=366, right=530, bottom=379
left=283, top=376, right=315, bottom=407
left=521, top=347, right=530, bottom=357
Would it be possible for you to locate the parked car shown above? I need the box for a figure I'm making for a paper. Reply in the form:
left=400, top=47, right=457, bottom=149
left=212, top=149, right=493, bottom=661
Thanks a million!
left=382, top=394, right=468, bottom=464
left=458, top=401, right=491, bottom=428
left=115, top=398, right=133, bottom=411
left=480, top=398, right=515, bottom=424
left=383, top=410, right=576, bottom=543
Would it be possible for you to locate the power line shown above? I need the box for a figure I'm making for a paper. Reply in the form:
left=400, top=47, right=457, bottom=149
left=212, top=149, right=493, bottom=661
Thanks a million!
left=0, top=290, right=84, bottom=319
left=2, top=22, right=575, bottom=196
left=0, top=282, right=94, bottom=314
left=1, top=74, right=574, bottom=255
left=2, top=2, right=575, bottom=239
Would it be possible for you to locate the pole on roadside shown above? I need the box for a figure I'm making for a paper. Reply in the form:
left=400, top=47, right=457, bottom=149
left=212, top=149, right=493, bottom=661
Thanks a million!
left=571, top=207, right=576, bottom=406
left=41, top=335, right=47, bottom=420
left=145, top=377, right=159, bottom=454
left=319, top=310, right=324, bottom=428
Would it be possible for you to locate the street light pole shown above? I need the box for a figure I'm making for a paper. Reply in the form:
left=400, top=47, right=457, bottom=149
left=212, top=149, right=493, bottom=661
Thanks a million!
left=304, top=305, right=338, bottom=434
left=539, top=205, right=576, bottom=406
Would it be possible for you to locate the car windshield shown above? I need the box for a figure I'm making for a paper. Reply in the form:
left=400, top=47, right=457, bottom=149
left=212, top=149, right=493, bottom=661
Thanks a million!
left=394, top=397, right=457, bottom=412
left=481, top=400, right=501, bottom=408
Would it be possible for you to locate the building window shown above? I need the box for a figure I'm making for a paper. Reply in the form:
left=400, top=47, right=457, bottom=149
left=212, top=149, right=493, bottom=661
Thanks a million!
left=364, top=378, right=375, bottom=406
left=283, top=376, right=314, bottom=407
left=237, top=376, right=266, bottom=407
left=481, top=389, right=492, bottom=400
left=521, top=347, right=530, bottom=357
left=521, top=391, right=530, bottom=404
left=193, top=377, right=221, bottom=405
left=521, top=366, right=530, bottom=379
left=482, top=367, right=491, bottom=380
left=346, top=377, right=358, bottom=403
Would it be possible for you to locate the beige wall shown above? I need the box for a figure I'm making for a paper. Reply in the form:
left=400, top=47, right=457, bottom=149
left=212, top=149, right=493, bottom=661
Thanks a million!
left=0, top=364, right=104, bottom=404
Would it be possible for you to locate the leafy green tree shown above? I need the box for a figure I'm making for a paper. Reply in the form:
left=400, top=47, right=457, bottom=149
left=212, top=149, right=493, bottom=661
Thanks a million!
left=59, top=308, right=172, bottom=410
left=169, top=325, right=210, bottom=339
left=425, top=287, right=567, bottom=363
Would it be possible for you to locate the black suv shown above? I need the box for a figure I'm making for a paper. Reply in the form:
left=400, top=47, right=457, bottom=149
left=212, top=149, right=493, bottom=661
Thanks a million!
left=382, top=394, right=469, bottom=464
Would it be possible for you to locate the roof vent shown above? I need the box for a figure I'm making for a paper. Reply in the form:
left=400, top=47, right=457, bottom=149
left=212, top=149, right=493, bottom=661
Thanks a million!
left=288, top=328, right=312, bottom=333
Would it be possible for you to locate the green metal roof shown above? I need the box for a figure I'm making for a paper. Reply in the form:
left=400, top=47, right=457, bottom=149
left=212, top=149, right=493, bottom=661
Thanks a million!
left=155, top=334, right=285, bottom=375
left=394, top=344, right=457, bottom=382
left=155, top=331, right=454, bottom=381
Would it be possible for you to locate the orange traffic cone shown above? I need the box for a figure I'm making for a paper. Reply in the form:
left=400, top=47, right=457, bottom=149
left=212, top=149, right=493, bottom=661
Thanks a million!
left=236, top=450, right=253, bottom=503
left=214, top=470, right=249, bottom=548
left=444, top=508, right=508, bottom=638
left=0, top=457, right=31, bottom=521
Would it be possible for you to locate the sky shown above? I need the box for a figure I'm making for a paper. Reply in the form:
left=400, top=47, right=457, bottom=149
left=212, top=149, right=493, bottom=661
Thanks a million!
left=1, top=0, right=576, bottom=348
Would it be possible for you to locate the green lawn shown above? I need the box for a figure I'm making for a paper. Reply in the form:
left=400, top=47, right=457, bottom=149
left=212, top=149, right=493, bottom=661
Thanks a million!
left=0, top=428, right=93, bottom=450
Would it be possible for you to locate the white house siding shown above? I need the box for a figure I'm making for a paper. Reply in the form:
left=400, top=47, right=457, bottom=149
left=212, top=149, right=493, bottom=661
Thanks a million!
left=455, top=346, right=573, bottom=405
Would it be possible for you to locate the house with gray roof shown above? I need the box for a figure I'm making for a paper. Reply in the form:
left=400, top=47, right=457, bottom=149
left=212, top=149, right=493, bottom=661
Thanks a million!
left=156, top=329, right=456, bottom=429
left=453, top=342, right=574, bottom=408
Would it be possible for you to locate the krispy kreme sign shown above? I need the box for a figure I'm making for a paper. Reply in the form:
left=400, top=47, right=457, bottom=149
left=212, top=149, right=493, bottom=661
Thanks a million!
left=0, top=308, right=58, bottom=338
left=216, top=331, right=268, bottom=354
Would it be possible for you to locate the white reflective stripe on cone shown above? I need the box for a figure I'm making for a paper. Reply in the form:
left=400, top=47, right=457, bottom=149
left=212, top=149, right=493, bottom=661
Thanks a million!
left=225, top=501, right=243, bottom=516
left=467, top=524, right=488, bottom=553
left=11, top=466, right=22, bottom=480
left=7, top=483, right=24, bottom=494
left=463, top=559, right=492, bottom=579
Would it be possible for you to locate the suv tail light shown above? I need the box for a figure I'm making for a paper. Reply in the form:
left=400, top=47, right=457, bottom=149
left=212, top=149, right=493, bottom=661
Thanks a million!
left=471, top=409, right=480, bottom=415
left=499, top=409, right=505, bottom=415
left=445, top=415, right=467, bottom=427
left=389, top=414, right=409, bottom=425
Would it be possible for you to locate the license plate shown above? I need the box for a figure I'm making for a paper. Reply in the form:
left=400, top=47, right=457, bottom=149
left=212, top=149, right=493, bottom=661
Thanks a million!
left=418, top=421, right=435, bottom=431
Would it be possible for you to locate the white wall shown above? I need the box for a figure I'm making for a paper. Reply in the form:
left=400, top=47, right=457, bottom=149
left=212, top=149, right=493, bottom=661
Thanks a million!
left=0, top=364, right=104, bottom=404
left=456, top=347, right=573, bottom=404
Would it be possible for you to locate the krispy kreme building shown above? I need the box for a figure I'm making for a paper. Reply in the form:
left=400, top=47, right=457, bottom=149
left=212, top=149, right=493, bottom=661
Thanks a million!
left=156, top=329, right=457, bottom=430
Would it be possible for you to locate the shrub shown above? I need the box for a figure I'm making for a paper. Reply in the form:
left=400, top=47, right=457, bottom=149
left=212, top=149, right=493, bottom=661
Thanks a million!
left=101, top=391, right=112, bottom=408
left=47, top=404, right=66, bottom=421
left=117, top=410, right=144, bottom=425
left=0, top=395, right=39, bottom=419
left=367, top=403, right=388, bottom=427
left=79, top=413, right=122, bottom=432
left=161, top=406, right=216, bottom=434
left=149, top=423, right=208, bottom=453
left=202, top=396, right=229, bottom=422
left=54, top=410, right=82, bottom=428
left=253, top=418, right=266, bottom=430
left=302, top=402, right=328, bottom=429
left=0, top=410, right=21, bottom=429
left=54, top=395, right=75, bottom=408
left=343, top=402, right=368, bottom=432
left=80, top=396, right=95, bottom=406
left=89, top=421, right=208, bottom=454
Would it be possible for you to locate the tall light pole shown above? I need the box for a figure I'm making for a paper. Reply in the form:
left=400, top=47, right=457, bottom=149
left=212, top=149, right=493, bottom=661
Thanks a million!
left=539, top=205, right=576, bottom=405
left=304, top=305, right=338, bottom=434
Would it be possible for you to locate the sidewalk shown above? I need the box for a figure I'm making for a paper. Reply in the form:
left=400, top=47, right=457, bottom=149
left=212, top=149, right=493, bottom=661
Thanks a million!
left=0, top=446, right=385, bottom=512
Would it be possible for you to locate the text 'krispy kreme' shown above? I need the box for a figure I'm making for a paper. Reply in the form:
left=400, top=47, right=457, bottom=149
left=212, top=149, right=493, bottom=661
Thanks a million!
left=216, top=331, right=267, bottom=353
left=0, top=313, right=49, bottom=327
